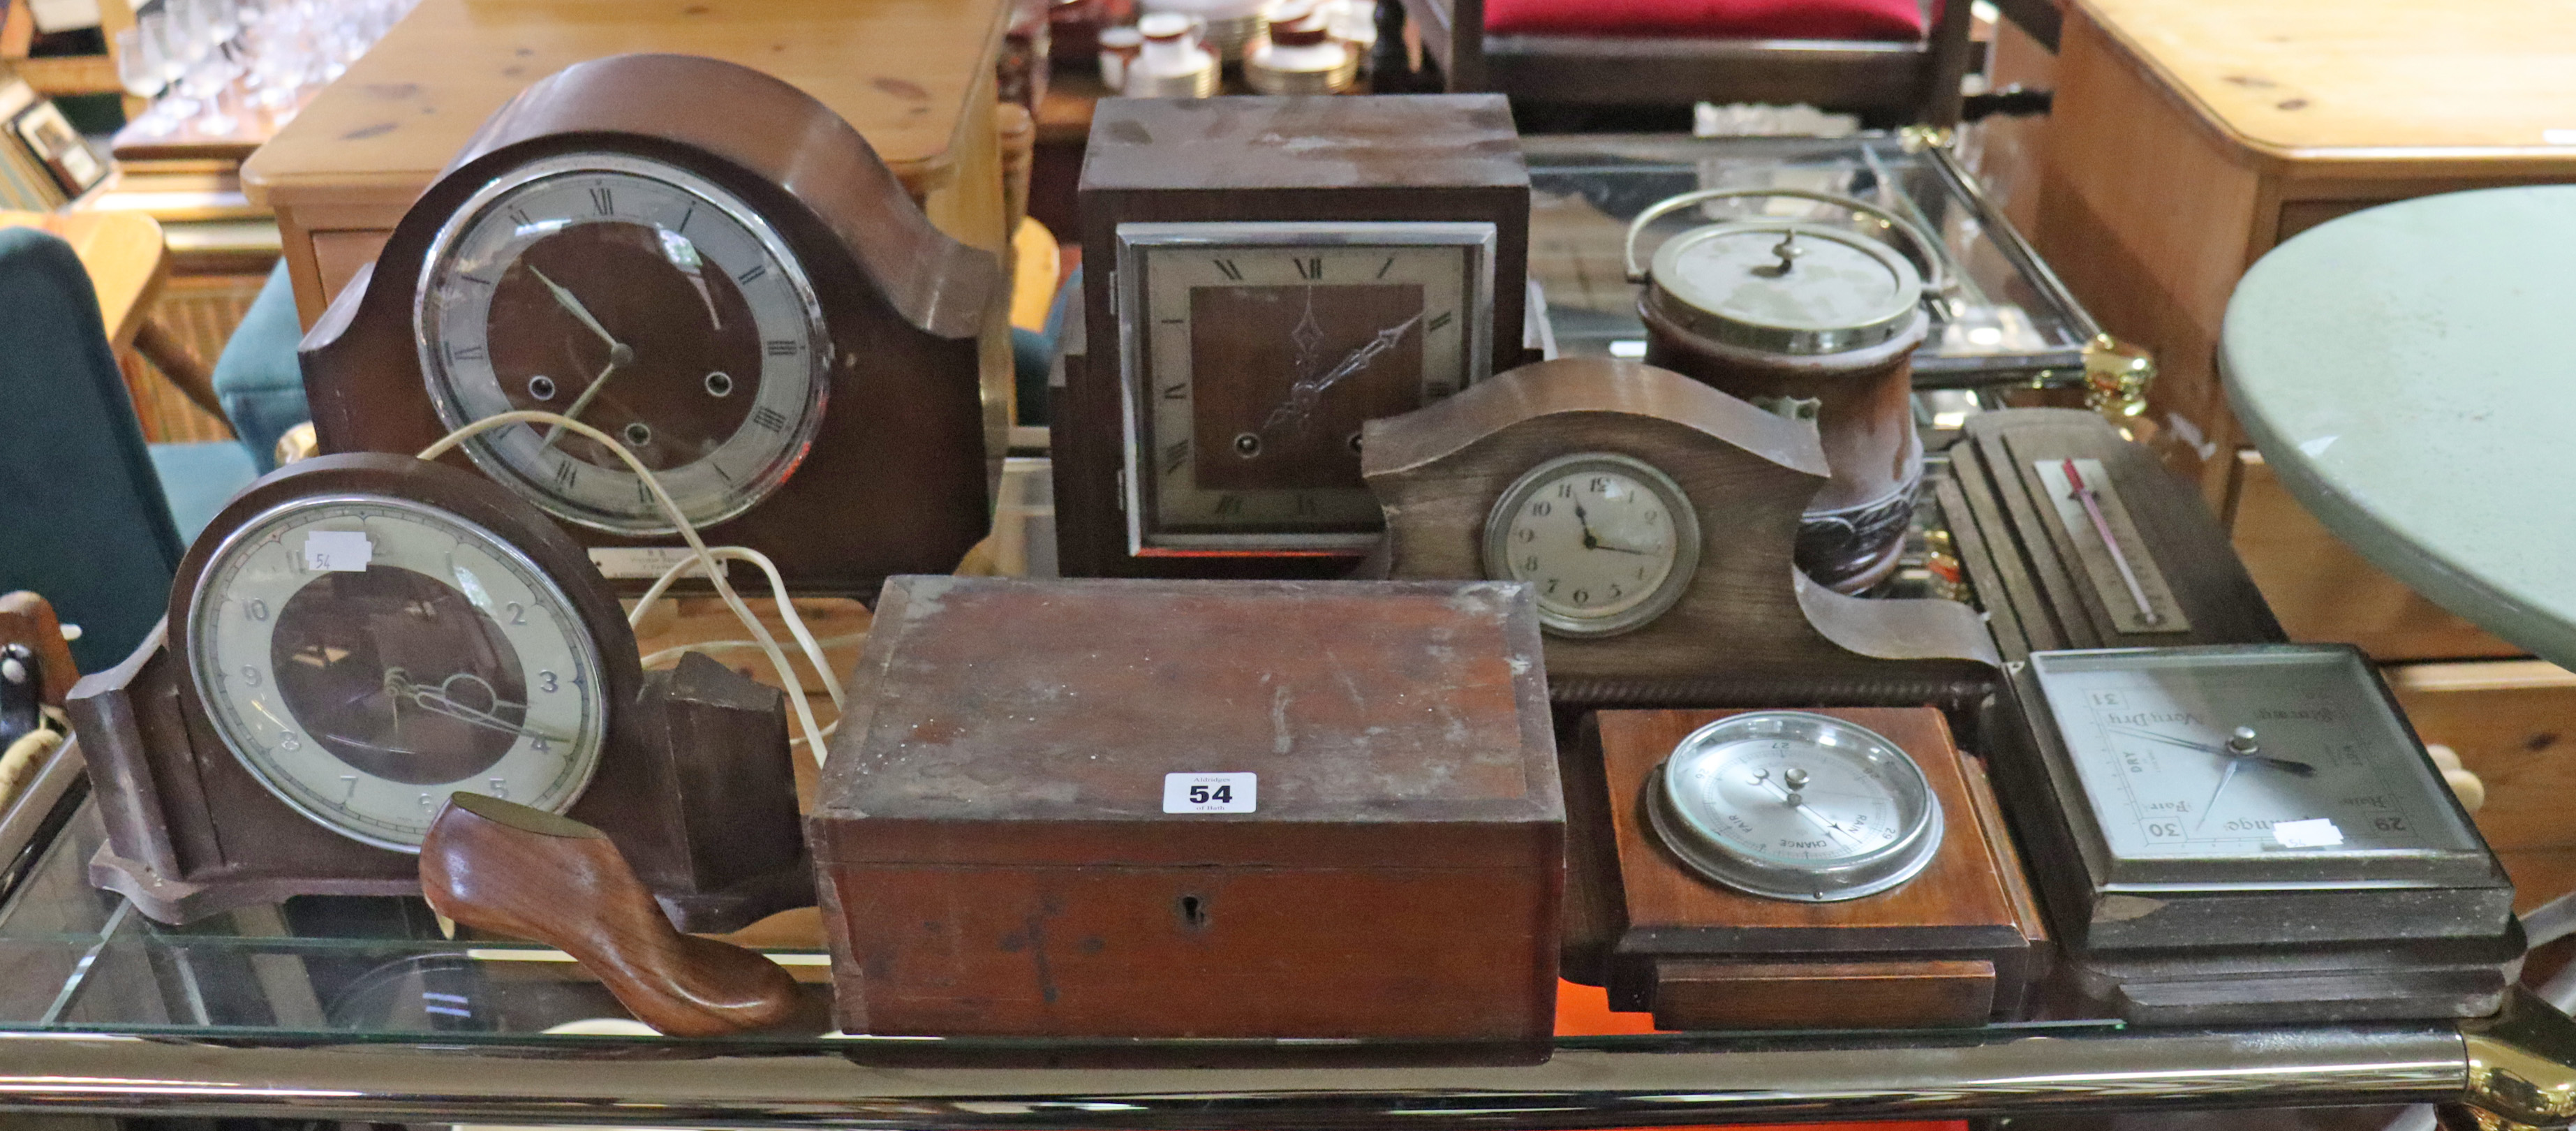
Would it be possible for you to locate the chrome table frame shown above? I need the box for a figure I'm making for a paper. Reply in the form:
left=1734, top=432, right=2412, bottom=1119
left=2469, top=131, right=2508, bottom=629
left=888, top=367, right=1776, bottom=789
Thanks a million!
left=0, top=991, right=2570, bottom=1131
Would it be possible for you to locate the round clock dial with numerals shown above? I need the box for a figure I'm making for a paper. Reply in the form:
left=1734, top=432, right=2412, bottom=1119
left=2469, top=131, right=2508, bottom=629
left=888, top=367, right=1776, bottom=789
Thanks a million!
left=1481, top=452, right=1703, bottom=637
left=185, top=489, right=611, bottom=852
left=415, top=152, right=831, bottom=535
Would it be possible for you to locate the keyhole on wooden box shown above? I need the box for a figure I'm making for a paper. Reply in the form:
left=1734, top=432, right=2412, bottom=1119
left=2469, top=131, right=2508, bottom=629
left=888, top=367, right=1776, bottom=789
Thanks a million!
left=1177, top=894, right=1209, bottom=929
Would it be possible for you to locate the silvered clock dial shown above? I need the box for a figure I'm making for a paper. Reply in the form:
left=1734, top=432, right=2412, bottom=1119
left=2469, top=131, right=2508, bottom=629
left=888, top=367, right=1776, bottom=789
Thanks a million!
left=1118, top=221, right=1496, bottom=554
left=1481, top=452, right=1701, bottom=637
left=186, top=493, right=611, bottom=850
left=416, top=152, right=831, bottom=535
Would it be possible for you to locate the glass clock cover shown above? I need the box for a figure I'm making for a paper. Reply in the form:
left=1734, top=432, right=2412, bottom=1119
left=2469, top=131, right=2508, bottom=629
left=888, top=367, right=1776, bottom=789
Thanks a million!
left=1118, top=221, right=1495, bottom=554
left=186, top=494, right=611, bottom=851
left=415, top=152, right=831, bottom=535
left=1648, top=711, right=1943, bottom=902
left=2026, top=645, right=2490, bottom=886
left=1481, top=452, right=1701, bottom=637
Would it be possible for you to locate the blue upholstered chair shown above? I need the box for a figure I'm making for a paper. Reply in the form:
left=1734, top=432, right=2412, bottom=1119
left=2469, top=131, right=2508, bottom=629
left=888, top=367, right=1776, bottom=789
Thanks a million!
left=212, top=259, right=309, bottom=473
left=0, top=226, right=259, bottom=672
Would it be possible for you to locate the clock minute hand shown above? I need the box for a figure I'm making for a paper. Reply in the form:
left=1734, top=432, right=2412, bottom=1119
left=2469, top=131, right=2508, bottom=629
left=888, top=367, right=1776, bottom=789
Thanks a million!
left=1261, top=312, right=1426, bottom=434
left=529, top=266, right=626, bottom=353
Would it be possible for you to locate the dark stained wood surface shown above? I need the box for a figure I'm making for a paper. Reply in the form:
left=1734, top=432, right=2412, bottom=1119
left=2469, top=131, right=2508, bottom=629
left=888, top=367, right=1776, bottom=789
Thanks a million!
left=299, top=53, right=997, bottom=596
left=1590, top=707, right=2031, bottom=1028
left=810, top=576, right=1562, bottom=1042
left=1366, top=357, right=1996, bottom=701
left=1942, top=408, right=2286, bottom=660
left=1650, top=958, right=1996, bottom=1030
left=421, top=791, right=799, bottom=1037
left=1060, top=95, right=1530, bottom=579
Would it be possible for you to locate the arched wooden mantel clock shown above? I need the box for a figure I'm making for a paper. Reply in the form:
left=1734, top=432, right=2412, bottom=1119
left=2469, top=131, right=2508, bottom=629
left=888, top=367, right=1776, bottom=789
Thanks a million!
left=1361, top=357, right=2000, bottom=707
left=67, top=454, right=808, bottom=930
left=299, top=52, right=1000, bottom=594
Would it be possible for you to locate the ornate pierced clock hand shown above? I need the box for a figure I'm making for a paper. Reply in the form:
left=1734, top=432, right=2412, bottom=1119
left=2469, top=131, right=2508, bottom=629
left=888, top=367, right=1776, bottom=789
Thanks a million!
left=2110, top=724, right=2316, bottom=776
left=383, top=667, right=571, bottom=745
left=1259, top=311, right=1426, bottom=435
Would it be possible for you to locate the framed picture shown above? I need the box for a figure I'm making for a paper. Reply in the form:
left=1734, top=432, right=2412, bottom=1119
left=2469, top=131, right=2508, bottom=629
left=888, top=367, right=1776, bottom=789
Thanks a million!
left=10, top=101, right=105, bottom=198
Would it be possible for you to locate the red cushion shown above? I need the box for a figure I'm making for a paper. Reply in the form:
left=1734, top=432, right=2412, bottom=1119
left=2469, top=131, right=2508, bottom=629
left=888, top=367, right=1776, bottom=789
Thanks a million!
left=1483, top=0, right=1927, bottom=40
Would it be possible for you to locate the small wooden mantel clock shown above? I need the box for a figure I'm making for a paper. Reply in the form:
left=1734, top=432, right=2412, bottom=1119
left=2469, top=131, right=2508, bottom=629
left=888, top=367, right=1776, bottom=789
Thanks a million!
left=67, top=454, right=808, bottom=931
left=1362, top=357, right=1997, bottom=707
left=1059, top=94, right=1530, bottom=580
left=299, top=52, right=999, bottom=595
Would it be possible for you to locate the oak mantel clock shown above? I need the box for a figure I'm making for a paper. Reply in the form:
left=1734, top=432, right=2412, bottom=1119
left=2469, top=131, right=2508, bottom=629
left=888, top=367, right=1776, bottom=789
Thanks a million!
left=1059, top=94, right=1530, bottom=579
left=299, top=53, right=1000, bottom=595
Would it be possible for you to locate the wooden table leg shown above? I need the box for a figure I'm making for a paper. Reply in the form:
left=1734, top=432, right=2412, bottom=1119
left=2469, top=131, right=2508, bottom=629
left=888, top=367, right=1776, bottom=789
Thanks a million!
left=132, top=313, right=227, bottom=424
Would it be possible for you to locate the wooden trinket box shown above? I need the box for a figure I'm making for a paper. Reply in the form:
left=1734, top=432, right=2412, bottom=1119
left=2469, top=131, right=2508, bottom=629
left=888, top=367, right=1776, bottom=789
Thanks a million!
left=811, top=577, right=1562, bottom=1047
left=1576, top=707, right=2045, bottom=1030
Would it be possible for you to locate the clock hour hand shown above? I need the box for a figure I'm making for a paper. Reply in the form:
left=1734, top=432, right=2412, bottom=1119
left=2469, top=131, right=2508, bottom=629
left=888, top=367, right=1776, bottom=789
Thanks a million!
left=2108, top=724, right=2316, bottom=776
left=539, top=355, right=626, bottom=450
left=1260, top=311, right=1425, bottom=435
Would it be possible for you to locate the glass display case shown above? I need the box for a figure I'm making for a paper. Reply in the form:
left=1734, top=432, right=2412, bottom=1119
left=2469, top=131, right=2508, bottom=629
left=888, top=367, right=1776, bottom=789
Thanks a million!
left=1523, top=133, right=2100, bottom=390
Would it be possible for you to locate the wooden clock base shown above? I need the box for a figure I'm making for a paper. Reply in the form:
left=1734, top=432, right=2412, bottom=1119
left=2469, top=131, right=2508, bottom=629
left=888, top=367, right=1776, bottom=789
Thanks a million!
left=75, top=633, right=810, bottom=933
left=1577, top=707, right=2047, bottom=1030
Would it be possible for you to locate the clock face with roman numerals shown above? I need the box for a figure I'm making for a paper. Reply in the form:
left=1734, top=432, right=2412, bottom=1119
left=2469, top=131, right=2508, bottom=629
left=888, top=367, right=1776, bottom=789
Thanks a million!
left=415, top=153, right=831, bottom=535
left=1118, top=221, right=1495, bottom=554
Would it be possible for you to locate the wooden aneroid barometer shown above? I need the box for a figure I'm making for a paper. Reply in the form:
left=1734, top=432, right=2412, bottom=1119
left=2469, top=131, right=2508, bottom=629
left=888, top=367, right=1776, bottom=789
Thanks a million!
left=67, top=454, right=807, bottom=929
left=1059, top=94, right=1530, bottom=579
left=1574, top=707, right=2043, bottom=1030
left=299, top=53, right=998, bottom=593
left=1997, top=643, right=2519, bottom=1023
left=1363, top=357, right=1997, bottom=707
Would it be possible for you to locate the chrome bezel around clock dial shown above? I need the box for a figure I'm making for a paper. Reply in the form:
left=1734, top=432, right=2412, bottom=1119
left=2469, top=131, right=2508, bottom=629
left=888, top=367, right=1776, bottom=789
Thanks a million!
left=1481, top=452, right=1702, bottom=638
left=415, top=152, right=832, bottom=535
left=184, top=493, right=612, bottom=852
left=1116, top=220, right=1497, bottom=556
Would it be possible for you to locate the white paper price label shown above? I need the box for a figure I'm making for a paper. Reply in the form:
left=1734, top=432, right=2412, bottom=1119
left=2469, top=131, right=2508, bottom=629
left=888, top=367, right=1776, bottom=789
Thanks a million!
left=2274, top=818, right=2345, bottom=848
left=303, top=531, right=373, bottom=572
left=1163, top=772, right=1256, bottom=814
left=588, top=547, right=703, bottom=580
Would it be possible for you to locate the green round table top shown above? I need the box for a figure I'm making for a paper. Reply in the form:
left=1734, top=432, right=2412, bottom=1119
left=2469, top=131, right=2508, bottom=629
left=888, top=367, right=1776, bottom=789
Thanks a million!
left=2223, top=185, right=2576, bottom=666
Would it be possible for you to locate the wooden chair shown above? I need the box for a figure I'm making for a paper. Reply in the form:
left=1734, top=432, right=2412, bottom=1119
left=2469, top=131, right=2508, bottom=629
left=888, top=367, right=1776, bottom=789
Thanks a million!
left=1388, top=0, right=1977, bottom=126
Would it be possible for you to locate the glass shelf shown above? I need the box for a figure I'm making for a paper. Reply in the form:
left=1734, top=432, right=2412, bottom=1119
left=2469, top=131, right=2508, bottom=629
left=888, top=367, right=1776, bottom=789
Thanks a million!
left=0, top=760, right=2561, bottom=1130
left=1523, top=133, right=2098, bottom=387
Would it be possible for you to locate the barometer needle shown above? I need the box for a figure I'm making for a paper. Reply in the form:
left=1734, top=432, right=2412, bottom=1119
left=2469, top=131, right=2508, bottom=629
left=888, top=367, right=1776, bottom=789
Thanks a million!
left=2195, top=758, right=2243, bottom=830
left=2109, top=725, right=2316, bottom=776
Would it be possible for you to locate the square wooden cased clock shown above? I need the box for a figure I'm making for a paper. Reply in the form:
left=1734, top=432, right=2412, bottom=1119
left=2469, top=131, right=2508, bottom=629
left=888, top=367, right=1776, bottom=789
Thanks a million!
left=1061, top=95, right=1530, bottom=578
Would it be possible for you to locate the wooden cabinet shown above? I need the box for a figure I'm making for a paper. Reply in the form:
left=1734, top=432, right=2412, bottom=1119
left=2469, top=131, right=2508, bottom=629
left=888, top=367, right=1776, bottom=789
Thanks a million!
left=2029, top=0, right=2576, bottom=659
left=241, top=0, right=1017, bottom=455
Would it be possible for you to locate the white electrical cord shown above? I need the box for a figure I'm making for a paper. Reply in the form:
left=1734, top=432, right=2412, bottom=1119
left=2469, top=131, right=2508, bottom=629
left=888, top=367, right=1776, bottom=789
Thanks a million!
left=630, top=546, right=845, bottom=716
left=415, top=411, right=834, bottom=765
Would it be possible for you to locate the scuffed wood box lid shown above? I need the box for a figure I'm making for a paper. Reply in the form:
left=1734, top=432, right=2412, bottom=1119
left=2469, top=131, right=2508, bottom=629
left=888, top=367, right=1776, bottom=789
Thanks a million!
left=813, top=577, right=1559, bottom=864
